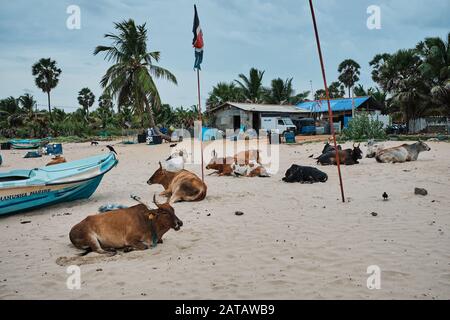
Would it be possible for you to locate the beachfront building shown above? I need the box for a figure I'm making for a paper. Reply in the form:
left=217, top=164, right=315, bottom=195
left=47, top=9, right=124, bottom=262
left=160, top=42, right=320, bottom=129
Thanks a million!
left=206, top=102, right=308, bottom=132
left=296, top=96, right=390, bottom=129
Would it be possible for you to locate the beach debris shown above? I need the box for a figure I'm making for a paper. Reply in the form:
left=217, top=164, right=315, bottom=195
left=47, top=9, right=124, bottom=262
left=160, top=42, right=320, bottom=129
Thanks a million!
left=20, top=220, right=31, bottom=224
left=309, top=154, right=314, bottom=158
left=382, top=192, right=389, bottom=201
left=370, top=212, right=378, bottom=217
left=235, top=211, right=244, bottom=216
left=106, top=145, right=117, bottom=155
left=414, top=188, right=428, bottom=196
left=170, top=143, right=178, bottom=148
left=96, top=268, right=103, bottom=272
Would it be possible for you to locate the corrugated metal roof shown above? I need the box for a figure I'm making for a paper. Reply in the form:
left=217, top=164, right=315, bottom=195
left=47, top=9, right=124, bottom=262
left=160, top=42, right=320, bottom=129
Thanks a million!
left=221, top=102, right=308, bottom=113
left=296, top=96, right=371, bottom=112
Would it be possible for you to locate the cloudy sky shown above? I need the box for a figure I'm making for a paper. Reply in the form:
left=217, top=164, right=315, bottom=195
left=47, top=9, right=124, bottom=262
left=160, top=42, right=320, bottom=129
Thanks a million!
left=0, top=0, right=448, bottom=111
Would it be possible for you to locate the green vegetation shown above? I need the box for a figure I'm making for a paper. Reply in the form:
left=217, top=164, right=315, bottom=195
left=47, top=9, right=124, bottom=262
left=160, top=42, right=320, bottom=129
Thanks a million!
left=341, top=113, right=386, bottom=141
left=0, top=20, right=449, bottom=140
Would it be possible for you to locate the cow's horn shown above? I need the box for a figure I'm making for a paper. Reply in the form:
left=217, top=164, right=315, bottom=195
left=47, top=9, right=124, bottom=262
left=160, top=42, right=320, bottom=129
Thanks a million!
left=159, top=161, right=162, bottom=169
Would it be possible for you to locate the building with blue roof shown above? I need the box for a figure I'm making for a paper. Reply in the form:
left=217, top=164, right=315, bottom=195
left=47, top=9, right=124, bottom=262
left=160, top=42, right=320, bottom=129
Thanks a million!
left=296, top=96, right=389, bottom=129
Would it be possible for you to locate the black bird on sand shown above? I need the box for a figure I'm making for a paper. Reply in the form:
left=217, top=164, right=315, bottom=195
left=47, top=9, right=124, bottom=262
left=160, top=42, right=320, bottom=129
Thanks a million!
left=382, top=192, right=388, bottom=201
left=106, top=145, right=117, bottom=155
left=170, top=143, right=178, bottom=148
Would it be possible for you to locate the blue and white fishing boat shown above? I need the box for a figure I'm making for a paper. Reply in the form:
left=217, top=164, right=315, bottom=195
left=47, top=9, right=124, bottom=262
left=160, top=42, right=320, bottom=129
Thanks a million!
left=0, top=152, right=118, bottom=215
left=9, top=138, right=48, bottom=149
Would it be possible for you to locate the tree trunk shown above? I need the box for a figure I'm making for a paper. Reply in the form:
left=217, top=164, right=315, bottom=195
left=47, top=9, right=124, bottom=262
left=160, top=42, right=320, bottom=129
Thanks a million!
left=144, top=97, right=171, bottom=142
left=47, top=91, right=52, bottom=121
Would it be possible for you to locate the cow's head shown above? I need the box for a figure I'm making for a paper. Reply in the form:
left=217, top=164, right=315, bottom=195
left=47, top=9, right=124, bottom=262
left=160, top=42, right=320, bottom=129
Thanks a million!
left=150, top=195, right=183, bottom=231
left=417, top=141, right=431, bottom=152
left=352, top=143, right=363, bottom=159
left=147, top=162, right=165, bottom=185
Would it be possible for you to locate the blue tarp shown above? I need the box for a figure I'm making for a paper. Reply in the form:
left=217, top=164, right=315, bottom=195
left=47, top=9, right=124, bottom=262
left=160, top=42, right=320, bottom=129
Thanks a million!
left=296, top=96, right=371, bottom=113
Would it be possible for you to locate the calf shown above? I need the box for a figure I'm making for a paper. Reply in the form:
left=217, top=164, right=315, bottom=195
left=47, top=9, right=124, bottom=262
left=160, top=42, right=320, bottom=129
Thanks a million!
left=46, top=155, right=67, bottom=166
left=282, top=165, right=328, bottom=183
left=69, top=196, right=183, bottom=255
left=317, top=143, right=363, bottom=165
left=148, top=162, right=207, bottom=203
left=376, top=141, right=430, bottom=163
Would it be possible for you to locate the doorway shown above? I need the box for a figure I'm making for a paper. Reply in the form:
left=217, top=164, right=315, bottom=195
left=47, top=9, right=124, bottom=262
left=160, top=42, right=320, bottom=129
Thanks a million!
left=233, top=115, right=241, bottom=131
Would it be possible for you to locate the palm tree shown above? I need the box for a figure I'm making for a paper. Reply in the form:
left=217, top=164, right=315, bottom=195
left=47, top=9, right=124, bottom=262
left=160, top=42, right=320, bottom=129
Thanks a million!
left=31, top=58, right=62, bottom=120
left=97, top=93, right=115, bottom=128
left=94, top=19, right=177, bottom=134
left=19, top=93, right=36, bottom=117
left=265, top=78, right=293, bottom=104
left=313, top=82, right=344, bottom=100
left=206, top=82, right=243, bottom=110
left=234, top=68, right=265, bottom=103
left=77, top=88, right=95, bottom=120
left=371, top=49, right=430, bottom=130
left=416, top=32, right=450, bottom=113
left=338, top=59, right=361, bottom=98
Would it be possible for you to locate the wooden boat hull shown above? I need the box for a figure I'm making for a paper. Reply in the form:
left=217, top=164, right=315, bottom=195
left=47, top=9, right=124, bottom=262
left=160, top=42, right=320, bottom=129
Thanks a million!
left=0, top=153, right=117, bottom=215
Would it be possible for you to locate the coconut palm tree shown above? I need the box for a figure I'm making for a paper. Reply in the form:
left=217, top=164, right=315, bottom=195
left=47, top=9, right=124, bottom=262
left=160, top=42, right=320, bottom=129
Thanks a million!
left=313, top=81, right=344, bottom=100
left=77, top=88, right=95, bottom=120
left=234, top=68, right=265, bottom=103
left=338, top=59, right=361, bottom=98
left=206, top=82, right=243, bottom=110
left=94, top=19, right=177, bottom=134
left=31, top=58, right=62, bottom=120
left=416, top=32, right=450, bottom=113
left=96, top=93, right=115, bottom=128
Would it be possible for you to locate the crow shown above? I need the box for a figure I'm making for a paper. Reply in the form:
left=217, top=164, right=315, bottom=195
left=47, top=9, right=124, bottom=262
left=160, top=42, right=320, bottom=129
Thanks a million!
left=106, top=145, right=117, bottom=155
left=382, top=192, right=388, bottom=201
left=91, top=141, right=99, bottom=146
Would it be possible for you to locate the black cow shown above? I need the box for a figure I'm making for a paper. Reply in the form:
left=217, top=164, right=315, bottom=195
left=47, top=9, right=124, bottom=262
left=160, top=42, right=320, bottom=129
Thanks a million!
left=317, top=143, right=363, bottom=165
left=282, top=165, right=328, bottom=183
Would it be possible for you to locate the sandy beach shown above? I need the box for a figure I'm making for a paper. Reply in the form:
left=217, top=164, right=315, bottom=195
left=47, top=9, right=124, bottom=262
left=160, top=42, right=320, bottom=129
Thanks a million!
left=0, top=139, right=449, bottom=300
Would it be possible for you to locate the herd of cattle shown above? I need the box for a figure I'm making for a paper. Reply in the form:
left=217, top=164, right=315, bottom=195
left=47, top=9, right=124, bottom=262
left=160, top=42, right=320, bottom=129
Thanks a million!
left=69, top=139, right=431, bottom=255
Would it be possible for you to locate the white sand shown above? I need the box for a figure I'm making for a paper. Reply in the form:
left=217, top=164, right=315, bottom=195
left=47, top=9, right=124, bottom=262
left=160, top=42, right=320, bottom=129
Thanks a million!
left=0, top=139, right=449, bottom=299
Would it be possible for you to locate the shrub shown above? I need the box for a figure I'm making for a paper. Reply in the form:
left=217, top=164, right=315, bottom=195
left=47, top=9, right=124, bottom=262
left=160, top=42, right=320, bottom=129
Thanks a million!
left=341, top=113, right=386, bottom=141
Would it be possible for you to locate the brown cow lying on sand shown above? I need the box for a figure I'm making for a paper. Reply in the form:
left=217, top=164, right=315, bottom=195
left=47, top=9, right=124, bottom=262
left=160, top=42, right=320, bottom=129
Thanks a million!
left=147, top=162, right=207, bottom=203
left=46, top=155, right=67, bottom=166
left=69, top=196, right=183, bottom=255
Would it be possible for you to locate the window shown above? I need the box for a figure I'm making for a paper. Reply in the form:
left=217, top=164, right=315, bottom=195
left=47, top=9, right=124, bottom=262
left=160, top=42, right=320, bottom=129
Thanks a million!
left=278, top=120, right=284, bottom=125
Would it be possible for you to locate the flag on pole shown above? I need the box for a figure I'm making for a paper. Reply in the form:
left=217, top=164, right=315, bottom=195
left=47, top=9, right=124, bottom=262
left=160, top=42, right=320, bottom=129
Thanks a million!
left=192, top=4, right=204, bottom=70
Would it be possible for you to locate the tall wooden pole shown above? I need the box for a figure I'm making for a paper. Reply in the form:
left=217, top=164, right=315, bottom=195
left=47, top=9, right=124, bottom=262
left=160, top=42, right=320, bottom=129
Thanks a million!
left=309, top=0, right=345, bottom=202
left=197, top=68, right=205, bottom=182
